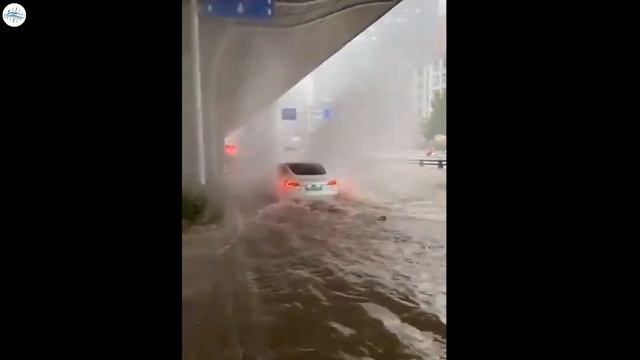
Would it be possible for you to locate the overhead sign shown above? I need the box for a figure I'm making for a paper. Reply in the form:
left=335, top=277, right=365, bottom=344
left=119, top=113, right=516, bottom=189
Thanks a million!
left=323, top=108, right=332, bottom=120
left=281, top=108, right=297, bottom=121
left=204, top=0, right=274, bottom=19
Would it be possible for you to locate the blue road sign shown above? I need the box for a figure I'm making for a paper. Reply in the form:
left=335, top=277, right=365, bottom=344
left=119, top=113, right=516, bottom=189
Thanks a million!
left=323, top=108, right=332, bottom=120
left=282, top=108, right=297, bottom=120
left=204, top=0, right=274, bottom=19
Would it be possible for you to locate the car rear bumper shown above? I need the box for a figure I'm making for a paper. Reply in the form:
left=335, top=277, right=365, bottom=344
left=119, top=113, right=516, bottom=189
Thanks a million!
left=280, top=187, right=338, bottom=200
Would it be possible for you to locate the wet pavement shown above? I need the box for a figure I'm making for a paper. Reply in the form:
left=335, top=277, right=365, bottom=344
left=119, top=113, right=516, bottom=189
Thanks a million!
left=183, top=163, right=446, bottom=360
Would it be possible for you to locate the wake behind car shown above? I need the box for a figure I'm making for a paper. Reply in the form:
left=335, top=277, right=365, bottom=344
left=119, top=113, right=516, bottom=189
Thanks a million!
left=276, top=162, right=338, bottom=200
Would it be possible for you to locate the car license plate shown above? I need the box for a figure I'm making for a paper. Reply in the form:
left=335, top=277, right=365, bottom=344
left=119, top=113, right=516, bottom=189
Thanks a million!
left=305, top=184, right=322, bottom=191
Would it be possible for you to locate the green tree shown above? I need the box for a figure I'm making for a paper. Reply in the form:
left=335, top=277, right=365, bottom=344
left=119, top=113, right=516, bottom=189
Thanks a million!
left=423, top=89, right=446, bottom=140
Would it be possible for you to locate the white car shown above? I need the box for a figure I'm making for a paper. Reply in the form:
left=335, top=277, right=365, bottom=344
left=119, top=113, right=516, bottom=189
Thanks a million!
left=275, top=162, right=338, bottom=200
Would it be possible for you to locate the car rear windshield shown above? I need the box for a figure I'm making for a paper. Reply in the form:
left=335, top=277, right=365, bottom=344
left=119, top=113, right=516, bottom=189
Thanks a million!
left=286, top=163, right=327, bottom=175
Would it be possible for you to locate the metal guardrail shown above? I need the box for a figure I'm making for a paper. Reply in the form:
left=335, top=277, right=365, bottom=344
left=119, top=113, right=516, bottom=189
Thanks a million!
left=408, top=158, right=447, bottom=168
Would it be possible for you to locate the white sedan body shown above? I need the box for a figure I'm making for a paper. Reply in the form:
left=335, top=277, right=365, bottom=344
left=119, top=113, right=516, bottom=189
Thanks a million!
left=276, top=163, right=338, bottom=200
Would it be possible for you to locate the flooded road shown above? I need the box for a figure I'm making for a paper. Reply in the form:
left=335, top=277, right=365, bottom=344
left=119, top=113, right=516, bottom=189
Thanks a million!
left=183, top=163, right=446, bottom=360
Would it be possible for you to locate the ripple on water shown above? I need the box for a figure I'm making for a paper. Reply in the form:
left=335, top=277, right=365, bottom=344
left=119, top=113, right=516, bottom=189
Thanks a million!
left=227, top=196, right=445, bottom=359
left=360, top=302, right=444, bottom=359
left=328, top=321, right=357, bottom=337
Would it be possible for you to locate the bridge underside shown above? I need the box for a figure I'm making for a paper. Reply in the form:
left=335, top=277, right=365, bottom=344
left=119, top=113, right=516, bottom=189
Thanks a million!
left=182, top=0, right=402, bottom=194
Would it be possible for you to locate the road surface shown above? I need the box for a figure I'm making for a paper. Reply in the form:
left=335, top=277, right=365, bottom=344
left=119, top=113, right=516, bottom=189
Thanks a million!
left=183, top=162, right=446, bottom=360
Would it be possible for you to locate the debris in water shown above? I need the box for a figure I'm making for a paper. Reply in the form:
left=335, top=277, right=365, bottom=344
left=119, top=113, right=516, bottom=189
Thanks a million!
left=328, top=205, right=347, bottom=215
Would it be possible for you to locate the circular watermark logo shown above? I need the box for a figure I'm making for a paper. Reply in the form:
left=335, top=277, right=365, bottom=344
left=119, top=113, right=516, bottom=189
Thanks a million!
left=3, top=3, right=26, bottom=27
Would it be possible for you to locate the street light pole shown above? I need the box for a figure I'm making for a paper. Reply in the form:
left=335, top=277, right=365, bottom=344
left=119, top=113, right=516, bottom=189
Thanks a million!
left=191, top=0, right=206, bottom=186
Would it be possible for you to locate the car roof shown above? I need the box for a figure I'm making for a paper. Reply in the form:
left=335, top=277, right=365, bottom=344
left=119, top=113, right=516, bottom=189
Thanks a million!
left=278, top=162, right=328, bottom=176
left=280, top=162, right=325, bottom=167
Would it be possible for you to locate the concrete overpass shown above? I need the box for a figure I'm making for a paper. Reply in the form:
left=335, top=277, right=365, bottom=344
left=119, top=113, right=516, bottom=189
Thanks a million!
left=182, top=0, right=403, bottom=202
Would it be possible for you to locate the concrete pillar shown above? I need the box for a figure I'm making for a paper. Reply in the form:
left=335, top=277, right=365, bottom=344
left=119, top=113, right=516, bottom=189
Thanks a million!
left=182, top=5, right=202, bottom=194
left=201, top=65, right=225, bottom=213
left=182, top=3, right=224, bottom=216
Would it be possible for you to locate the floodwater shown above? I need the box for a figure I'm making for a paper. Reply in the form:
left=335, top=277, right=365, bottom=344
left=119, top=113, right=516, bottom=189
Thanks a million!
left=182, top=163, right=446, bottom=360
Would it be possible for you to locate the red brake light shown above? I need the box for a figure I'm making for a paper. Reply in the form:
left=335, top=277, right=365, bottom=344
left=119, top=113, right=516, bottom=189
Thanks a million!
left=327, top=179, right=337, bottom=186
left=224, top=144, right=237, bottom=156
left=285, top=180, right=301, bottom=188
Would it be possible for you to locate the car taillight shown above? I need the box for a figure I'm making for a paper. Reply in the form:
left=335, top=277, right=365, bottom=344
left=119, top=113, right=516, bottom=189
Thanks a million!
left=327, top=179, right=337, bottom=186
left=224, top=144, right=237, bottom=156
left=285, top=180, right=301, bottom=188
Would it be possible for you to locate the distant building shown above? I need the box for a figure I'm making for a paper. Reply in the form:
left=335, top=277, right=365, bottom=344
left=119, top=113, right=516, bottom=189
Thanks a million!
left=426, top=57, right=446, bottom=115
left=414, top=56, right=446, bottom=119
left=414, top=0, right=446, bottom=118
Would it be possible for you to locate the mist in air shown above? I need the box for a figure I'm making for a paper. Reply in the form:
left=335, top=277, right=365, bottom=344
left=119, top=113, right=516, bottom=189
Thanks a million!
left=228, top=0, right=443, bottom=201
